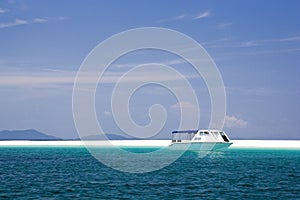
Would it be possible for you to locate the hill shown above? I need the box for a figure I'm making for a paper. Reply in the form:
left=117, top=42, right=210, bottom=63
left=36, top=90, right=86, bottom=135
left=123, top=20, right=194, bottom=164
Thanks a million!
left=0, top=129, right=61, bottom=140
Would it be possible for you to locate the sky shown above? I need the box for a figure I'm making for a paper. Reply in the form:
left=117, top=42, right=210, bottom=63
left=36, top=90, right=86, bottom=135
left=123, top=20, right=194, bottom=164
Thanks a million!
left=0, top=0, right=299, bottom=139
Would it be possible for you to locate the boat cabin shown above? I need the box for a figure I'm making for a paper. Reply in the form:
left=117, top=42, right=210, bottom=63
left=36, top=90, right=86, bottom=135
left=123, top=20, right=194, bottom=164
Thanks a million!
left=171, top=129, right=230, bottom=143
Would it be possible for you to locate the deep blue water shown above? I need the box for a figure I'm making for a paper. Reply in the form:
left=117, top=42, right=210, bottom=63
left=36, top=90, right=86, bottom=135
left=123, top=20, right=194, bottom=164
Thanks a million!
left=0, top=147, right=299, bottom=199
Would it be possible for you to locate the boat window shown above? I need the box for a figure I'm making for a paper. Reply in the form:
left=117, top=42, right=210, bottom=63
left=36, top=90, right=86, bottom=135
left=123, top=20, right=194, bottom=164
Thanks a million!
left=204, top=131, right=209, bottom=134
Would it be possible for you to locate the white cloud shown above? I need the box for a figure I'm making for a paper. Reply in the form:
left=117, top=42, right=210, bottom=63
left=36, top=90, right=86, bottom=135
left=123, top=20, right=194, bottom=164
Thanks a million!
left=279, top=36, right=300, bottom=42
left=0, top=8, right=8, bottom=14
left=195, top=11, right=210, bottom=19
left=0, top=70, right=76, bottom=87
left=0, top=74, right=75, bottom=86
left=226, top=87, right=281, bottom=96
left=157, top=14, right=186, bottom=23
left=240, top=35, right=300, bottom=47
left=171, top=101, right=196, bottom=110
left=0, top=68, right=198, bottom=88
left=173, top=14, right=185, bottom=20
left=112, top=59, right=187, bottom=69
left=103, top=111, right=111, bottom=116
left=0, top=19, right=28, bottom=28
left=161, top=59, right=186, bottom=65
left=202, top=35, right=300, bottom=51
left=158, top=11, right=211, bottom=23
left=240, top=40, right=262, bottom=47
left=0, top=17, right=68, bottom=29
left=201, top=38, right=232, bottom=47
left=217, top=22, right=232, bottom=29
left=225, top=115, right=247, bottom=128
left=33, top=18, right=48, bottom=23
left=98, top=71, right=197, bottom=84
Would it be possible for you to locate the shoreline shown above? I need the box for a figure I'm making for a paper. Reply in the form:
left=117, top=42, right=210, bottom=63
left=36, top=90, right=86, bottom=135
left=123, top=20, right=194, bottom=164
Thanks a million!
left=0, top=140, right=299, bottom=149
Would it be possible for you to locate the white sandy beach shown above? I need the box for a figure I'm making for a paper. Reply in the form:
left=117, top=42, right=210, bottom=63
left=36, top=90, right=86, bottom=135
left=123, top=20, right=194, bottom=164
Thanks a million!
left=0, top=140, right=300, bottom=149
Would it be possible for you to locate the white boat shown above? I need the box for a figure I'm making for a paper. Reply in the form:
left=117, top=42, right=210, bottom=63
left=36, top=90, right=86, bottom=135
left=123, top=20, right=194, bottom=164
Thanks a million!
left=169, top=129, right=232, bottom=151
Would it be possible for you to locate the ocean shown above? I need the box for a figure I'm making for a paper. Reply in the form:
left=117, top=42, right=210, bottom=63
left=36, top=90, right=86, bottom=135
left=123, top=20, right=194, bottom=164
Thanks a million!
left=0, top=147, right=299, bottom=199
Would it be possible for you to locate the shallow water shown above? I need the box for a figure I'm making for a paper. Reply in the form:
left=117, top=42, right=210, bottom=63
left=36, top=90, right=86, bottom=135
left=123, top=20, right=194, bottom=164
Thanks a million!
left=0, top=147, right=299, bottom=199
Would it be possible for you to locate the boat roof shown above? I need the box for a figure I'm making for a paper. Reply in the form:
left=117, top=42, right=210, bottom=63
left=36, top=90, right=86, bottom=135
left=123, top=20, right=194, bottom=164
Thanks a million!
left=172, top=129, right=223, bottom=134
left=172, top=130, right=198, bottom=134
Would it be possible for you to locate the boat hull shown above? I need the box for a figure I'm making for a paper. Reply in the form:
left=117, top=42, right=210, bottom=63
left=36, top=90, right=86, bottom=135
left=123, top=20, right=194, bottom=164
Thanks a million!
left=169, top=142, right=232, bottom=151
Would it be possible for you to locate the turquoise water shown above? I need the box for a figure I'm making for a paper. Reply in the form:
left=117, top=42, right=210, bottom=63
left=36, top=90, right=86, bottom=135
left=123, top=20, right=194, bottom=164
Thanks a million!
left=0, top=147, right=299, bottom=199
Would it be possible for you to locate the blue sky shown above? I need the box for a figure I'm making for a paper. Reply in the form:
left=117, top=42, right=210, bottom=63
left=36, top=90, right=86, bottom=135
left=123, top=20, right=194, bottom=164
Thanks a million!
left=0, top=0, right=299, bottom=139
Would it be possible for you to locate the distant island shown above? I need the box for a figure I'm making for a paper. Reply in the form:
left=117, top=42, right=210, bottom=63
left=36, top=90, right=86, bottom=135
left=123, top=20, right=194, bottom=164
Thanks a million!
left=0, top=129, right=61, bottom=140
left=0, top=129, right=137, bottom=140
left=2, top=129, right=298, bottom=141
